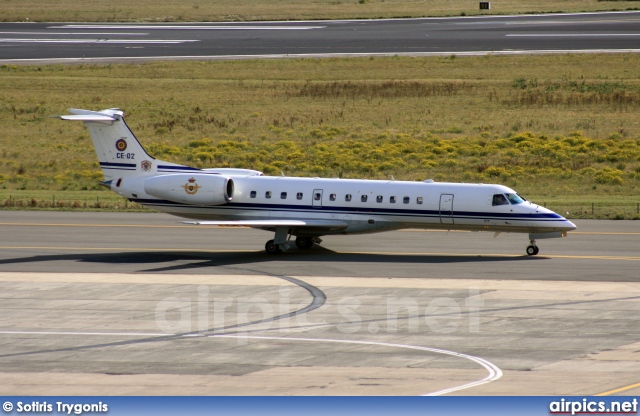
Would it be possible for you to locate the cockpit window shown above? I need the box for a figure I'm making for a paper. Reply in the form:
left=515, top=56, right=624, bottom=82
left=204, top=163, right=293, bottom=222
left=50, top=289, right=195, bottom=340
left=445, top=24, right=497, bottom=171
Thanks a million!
left=506, top=193, right=525, bottom=204
left=492, top=194, right=509, bottom=206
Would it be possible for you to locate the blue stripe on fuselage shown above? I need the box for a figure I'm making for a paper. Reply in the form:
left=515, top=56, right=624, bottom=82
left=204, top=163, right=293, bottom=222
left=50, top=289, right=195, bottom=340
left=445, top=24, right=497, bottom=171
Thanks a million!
left=128, top=198, right=564, bottom=222
left=157, top=165, right=202, bottom=172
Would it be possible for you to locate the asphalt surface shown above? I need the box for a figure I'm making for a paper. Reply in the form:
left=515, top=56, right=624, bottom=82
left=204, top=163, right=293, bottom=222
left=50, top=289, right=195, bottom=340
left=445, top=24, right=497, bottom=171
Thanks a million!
left=0, top=212, right=638, bottom=281
left=0, top=211, right=639, bottom=395
left=1, top=12, right=640, bottom=63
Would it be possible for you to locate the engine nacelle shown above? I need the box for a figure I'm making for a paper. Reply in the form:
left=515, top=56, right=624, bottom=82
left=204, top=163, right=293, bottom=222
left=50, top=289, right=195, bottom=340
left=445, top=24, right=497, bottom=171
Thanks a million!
left=144, top=173, right=233, bottom=206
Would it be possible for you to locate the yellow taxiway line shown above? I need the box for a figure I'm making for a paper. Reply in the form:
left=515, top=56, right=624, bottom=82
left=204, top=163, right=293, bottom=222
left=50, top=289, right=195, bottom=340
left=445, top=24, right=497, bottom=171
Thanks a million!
left=0, top=222, right=196, bottom=229
left=0, top=246, right=254, bottom=252
left=596, top=381, right=640, bottom=396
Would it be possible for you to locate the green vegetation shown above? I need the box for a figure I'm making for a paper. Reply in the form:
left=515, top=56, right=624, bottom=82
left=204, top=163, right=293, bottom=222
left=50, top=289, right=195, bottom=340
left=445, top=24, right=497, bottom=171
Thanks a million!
left=0, top=190, right=146, bottom=211
left=1, top=54, right=639, bottom=218
left=1, top=0, right=640, bottom=22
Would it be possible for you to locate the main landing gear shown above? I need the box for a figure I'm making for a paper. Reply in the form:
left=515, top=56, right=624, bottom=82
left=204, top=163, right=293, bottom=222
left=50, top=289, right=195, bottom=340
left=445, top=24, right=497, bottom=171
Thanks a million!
left=265, top=237, right=321, bottom=254
left=295, top=236, right=319, bottom=250
left=526, top=239, right=539, bottom=256
left=265, top=227, right=322, bottom=254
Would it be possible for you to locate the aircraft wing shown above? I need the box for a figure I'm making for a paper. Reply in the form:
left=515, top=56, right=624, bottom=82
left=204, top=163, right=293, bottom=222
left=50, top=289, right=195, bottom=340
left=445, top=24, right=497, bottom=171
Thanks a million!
left=182, top=219, right=348, bottom=231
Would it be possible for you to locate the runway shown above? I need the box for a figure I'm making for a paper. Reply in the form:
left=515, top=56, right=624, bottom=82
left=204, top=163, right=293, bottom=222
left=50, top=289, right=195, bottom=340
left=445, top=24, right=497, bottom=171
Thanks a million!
left=1, top=11, right=640, bottom=63
left=0, top=211, right=639, bottom=395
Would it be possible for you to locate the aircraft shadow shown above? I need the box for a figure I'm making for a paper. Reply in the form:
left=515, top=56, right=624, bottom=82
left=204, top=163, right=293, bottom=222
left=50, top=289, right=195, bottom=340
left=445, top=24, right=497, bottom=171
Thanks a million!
left=0, top=246, right=542, bottom=274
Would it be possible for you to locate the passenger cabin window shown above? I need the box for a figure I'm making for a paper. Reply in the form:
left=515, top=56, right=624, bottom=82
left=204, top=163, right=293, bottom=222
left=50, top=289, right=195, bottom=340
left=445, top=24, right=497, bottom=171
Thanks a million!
left=297, top=192, right=303, bottom=200
left=265, top=191, right=272, bottom=199
left=330, top=194, right=336, bottom=201
left=314, top=192, right=322, bottom=201
left=417, top=197, right=424, bottom=205
left=376, top=195, right=383, bottom=203
left=280, top=192, right=287, bottom=199
left=361, top=195, right=368, bottom=202
left=345, top=194, right=352, bottom=202
left=492, top=194, right=509, bottom=206
left=250, top=191, right=257, bottom=198
left=390, top=196, right=396, bottom=203
left=403, top=196, right=410, bottom=204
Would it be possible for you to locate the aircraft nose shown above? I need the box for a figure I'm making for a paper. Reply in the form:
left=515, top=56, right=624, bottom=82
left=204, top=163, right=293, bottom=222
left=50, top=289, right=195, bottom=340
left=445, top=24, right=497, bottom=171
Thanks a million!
left=563, top=220, right=577, bottom=231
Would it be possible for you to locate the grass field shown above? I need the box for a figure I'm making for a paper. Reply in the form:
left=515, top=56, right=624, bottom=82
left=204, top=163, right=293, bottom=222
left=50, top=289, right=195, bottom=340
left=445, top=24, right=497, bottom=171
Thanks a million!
left=1, top=0, right=640, bottom=22
left=1, top=54, right=640, bottom=218
left=0, top=190, right=145, bottom=212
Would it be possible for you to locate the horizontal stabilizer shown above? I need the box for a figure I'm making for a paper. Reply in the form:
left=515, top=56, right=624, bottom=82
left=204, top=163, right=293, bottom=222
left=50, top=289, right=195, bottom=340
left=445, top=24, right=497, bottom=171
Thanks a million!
left=182, top=219, right=348, bottom=231
left=69, top=108, right=123, bottom=116
left=54, top=108, right=125, bottom=123
left=58, top=115, right=117, bottom=122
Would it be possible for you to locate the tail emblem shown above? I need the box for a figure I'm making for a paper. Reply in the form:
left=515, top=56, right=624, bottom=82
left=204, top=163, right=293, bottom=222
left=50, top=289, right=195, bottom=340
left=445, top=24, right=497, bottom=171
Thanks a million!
left=115, top=138, right=128, bottom=151
left=183, top=177, right=201, bottom=195
left=141, top=160, right=152, bottom=172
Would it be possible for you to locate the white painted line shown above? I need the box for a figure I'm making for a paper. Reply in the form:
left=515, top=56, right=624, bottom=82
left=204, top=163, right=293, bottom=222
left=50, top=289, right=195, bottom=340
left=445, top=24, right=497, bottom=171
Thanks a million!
left=503, top=19, right=640, bottom=25
left=0, top=330, right=168, bottom=337
left=0, top=39, right=199, bottom=44
left=0, top=31, right=149, bottom=36
left=0, top=330, right=503, bottom=395
left=211, top=334, right=503, bottom=396
left=56, top=25, right=325, bottom=30
left=411, top=10, right=640, bottom=21
left=507, top=33, right=640, bottom=37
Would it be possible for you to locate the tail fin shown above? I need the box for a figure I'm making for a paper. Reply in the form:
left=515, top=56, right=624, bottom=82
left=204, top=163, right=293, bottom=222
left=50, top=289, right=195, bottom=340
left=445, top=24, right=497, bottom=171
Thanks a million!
left=58, top=108, right=190, bottom=183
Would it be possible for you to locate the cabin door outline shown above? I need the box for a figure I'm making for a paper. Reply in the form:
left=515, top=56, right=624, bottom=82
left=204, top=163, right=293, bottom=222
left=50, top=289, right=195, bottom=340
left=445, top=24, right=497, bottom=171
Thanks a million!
left=439, top=194, right=454, bottom=224
left=312, top=189, right=323, bottom=208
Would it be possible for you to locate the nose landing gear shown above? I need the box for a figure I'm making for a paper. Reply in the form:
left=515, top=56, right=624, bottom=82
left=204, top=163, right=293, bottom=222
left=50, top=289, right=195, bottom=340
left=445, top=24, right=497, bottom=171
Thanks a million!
left=526, top=239, right=539, bottom=256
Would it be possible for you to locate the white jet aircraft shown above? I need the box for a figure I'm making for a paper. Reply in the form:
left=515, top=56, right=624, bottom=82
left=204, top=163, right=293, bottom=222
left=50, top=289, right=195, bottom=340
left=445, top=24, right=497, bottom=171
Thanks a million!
left=57, top=108, right=576, bottom=255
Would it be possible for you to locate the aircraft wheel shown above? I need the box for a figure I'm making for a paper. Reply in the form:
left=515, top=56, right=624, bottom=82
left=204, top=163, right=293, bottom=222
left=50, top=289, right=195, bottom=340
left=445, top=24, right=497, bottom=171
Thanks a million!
left=526, top=245, right=539, bottom=256
left=295, top=236, right=314, bottom=249
left=265, top=240, right=282, bottom=254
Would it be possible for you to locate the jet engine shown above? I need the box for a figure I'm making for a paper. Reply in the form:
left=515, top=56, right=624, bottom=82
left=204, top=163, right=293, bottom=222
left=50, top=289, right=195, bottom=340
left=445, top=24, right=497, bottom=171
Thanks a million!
left=144, top=173, right=233, bottom=205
